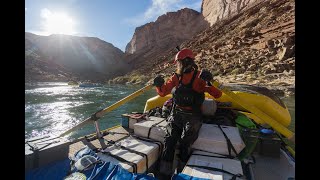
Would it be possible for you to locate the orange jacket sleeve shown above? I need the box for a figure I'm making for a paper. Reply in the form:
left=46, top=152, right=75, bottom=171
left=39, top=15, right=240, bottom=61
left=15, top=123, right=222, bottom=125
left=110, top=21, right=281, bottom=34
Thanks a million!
left=193, top=71, right=222, bottom=99
left=205, top=86, right=222, bottom=99
left=155, top=74, right=178, bottom=97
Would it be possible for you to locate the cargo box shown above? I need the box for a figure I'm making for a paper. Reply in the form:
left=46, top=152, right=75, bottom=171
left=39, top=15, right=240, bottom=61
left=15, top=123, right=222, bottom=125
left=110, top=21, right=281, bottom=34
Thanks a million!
left=133, top=116, right=168, bottom=143
left=96, top=136, right=160, bottom=173
left=182, top=150, right=244, bottom=180
left=192, top=124, right=245, bottom=156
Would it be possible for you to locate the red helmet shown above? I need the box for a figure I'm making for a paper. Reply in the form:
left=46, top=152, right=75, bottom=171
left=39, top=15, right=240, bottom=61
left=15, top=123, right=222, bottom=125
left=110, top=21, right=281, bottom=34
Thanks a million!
left=174, top=48, right=195, bottom=64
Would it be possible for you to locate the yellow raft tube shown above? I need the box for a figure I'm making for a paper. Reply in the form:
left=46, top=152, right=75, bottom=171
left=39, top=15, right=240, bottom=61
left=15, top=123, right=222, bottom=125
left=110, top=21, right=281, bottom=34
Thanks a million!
left=144, top=91, right=291, bottom=128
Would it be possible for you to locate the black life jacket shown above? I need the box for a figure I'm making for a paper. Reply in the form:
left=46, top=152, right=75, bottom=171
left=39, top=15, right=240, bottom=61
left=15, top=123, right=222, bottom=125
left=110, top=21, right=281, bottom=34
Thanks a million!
left=172, top=70, right=205, bottom=110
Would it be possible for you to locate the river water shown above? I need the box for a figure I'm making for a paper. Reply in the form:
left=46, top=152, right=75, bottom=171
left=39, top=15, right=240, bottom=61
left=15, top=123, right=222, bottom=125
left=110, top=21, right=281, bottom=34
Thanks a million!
left=25, top=82, right=295, bottom=140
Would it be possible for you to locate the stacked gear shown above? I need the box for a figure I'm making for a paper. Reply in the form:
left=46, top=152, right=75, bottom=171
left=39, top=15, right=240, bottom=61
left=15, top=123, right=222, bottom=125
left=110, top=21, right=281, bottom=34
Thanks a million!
left=65, top=146, right=158, bottom=180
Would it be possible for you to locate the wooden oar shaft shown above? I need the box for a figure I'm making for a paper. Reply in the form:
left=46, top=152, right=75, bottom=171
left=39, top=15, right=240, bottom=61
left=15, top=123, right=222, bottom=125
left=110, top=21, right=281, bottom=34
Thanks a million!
left=96, top=84, right=153, bottom=117
left=212, top=80, right=294, bottom=140
left=59, top=84, right=153, bottom=137
left=59, top=117, right=93, bottom=137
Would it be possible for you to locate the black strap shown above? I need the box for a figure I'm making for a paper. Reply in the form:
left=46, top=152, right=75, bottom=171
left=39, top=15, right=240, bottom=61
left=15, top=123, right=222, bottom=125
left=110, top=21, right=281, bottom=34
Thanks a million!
left=191, top=70, right=202, bottom=112
left=132, top=135, right=163, bottom=160
left=218, top=125, right=239, bottom=157
left=132, top=135, right=164, bottom=170
left=188, top=69, right=198, bottom=88
left=87, top=127, right=163, bottom=173
left=84, top=130, right=131, bottom=142
left=90, top=130, right=131, bottom=141
left=175, top=73, right=182, bottom=84
left=147, top=118, right=166, bottom=138
left=192, top=148, right=235, bottom=159
left=103, top=131, right=131, bottom=136
left=84, top=135, right=97, bottom=141
left=86, top=133, right=139, bottom=173
left=192, top=153, right=232, bottom=159
left=111, top=142, right=149, bottom=174
left=121, top=146, right=149, bottom=173
left=104, top=134, right=165, bottom=173
left=101, top=150, right=138, bottom=173
left=186, top=164, right=243, bottom=180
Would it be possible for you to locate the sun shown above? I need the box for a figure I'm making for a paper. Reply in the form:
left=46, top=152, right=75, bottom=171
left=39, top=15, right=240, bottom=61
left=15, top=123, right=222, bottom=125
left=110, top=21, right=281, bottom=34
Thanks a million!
left=42, top=9, right=75, bottom=35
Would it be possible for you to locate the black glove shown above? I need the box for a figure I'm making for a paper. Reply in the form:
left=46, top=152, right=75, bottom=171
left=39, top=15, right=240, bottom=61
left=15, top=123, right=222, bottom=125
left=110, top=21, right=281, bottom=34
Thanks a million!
left=200, top=69, right=213, bottom=82
left=153, top=75, right=165, bottom=87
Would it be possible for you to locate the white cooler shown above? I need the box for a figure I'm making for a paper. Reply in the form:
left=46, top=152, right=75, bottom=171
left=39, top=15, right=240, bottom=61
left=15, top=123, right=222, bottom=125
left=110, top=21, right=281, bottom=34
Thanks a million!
left=182, top=150, right=244, bottom=180
left=96, top=136, right=161, bottom=173
left=133, top=116, right=168, bottom=143
left=192, top=123, right=245, bottom=156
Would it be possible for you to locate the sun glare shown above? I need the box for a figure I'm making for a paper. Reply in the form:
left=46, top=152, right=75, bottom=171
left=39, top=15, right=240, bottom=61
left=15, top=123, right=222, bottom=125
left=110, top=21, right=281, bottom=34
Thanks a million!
left=42, top=10, right=75, bottom=35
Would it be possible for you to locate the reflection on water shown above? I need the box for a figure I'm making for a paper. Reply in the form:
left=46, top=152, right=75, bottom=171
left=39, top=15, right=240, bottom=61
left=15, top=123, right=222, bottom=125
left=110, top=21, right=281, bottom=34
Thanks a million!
left=25, top=82, right=157, bottom=139
left=25, top=82, right=295, bottom=140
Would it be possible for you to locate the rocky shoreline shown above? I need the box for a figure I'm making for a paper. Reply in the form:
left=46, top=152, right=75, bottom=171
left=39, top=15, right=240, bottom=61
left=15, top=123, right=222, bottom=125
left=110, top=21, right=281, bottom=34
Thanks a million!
left=213, top=72, right=295, bottom=97
left=107, top=71, right=294, bottom=97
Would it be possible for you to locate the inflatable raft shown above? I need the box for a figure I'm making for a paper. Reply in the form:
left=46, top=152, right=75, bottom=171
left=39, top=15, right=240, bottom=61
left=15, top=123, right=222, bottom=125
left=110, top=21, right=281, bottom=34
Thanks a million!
left=25, top=84, right=295, bottom=180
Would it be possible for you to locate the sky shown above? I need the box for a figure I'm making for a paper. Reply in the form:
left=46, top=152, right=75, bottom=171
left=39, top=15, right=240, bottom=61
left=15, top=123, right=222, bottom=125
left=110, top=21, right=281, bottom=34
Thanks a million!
left=25, top=0, right=202, bottom=52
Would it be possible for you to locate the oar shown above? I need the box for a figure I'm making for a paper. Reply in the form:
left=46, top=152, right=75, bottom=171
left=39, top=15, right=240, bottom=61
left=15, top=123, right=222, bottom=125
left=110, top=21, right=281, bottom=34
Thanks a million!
left=59, top=84, right=153, bottom=137
left=211, top=80, right=295, bottom=144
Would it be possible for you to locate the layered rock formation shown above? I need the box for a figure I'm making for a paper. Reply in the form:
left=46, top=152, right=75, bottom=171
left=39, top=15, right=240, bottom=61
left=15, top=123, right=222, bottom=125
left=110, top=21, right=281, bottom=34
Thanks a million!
left=125, top=8, right=210, bottom=68
left=25, top=32, right=129, bottom=82
left=201, top=0, right=261, bottom=26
